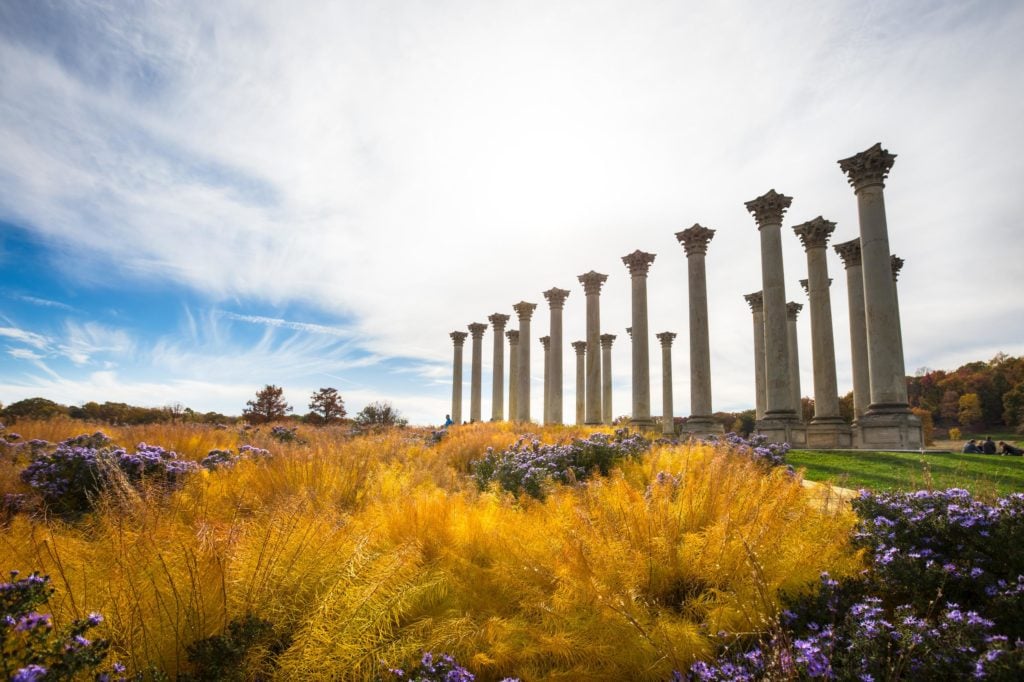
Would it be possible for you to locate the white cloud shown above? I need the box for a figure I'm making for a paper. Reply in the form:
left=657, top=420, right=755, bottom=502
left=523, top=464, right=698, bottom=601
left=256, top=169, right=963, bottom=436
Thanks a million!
left=0, top=326, right=50, bottom=350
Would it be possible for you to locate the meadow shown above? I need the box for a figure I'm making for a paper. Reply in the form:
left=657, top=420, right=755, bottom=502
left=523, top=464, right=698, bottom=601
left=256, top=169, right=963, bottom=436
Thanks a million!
left=0, top=420, right=858, bottom=680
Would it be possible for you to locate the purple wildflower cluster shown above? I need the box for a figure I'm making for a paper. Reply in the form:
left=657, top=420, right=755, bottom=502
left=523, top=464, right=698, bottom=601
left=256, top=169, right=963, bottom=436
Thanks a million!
left=684, top=488, right=1024, bottom=680
left=199, top=444, right=273, bottom=471
left=388, top=652, right=519, bottom=682
left=1, top=570, right=118, bottom=681
left=270, top=426, right=301, bottom=443
left=702, top=432, right=791, bottom=469
left=473, top=429, right=650, bottom=499
left=20, top=433, right=199, bottom=516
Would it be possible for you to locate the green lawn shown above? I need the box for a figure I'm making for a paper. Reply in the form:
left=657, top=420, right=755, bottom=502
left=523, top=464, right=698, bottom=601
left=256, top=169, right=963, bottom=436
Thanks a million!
left=787, top=449, right=1024, bottom=498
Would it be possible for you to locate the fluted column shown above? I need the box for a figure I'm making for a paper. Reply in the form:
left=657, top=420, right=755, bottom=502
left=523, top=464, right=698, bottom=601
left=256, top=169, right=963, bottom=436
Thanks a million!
left=543, top=287, right=570, bottom=425
left=488, top=314, right=510, bottom=421
left=746, top=190, right=799, bottom=427
left=450, top=331, right=467, bottom=425
left=513, top=302, right=537, bottom=422
left=506, top=330, right=520, bottom=421
left=467, top=323, right=487, bottom=423
left=743, top=292, right=767, bottom=420
left=786, top=302, right=803, bottom=421
left=540, top=336, right=551, bottom=425
left=834, top=239, right=870, bottom=420
left=793, top=218, right=843, bottom=422
left=578, top=271, right=608, bottom=425
left=623, top=250, right=656, bottom=426
left=656, top=332, right=676, bottom=435
left=676, top=225, right=721, bottom=432
left=600, top=334, right=615, bottom=425
left=572, top=341, right=587, bottom=425
left=891, top=255, right=905, bottom=380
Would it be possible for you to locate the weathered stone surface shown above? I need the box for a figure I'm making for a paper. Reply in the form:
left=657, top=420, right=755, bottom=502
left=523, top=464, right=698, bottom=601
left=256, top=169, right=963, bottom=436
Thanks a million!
left=622, top=251, right=656, bottom=426
left=744, top=291, right=767, bottom=420
left=656, top=332, right=676, bottom=435
left=572, top=340, right=587, bottom=425
left=599, top=334, right=615, bottom=425
left=488, top=313, right=510, bottom=421
left=578, top=271, right=608, bottom=425
left=543, top=287, right=570, bottom=425
left=468, top=323, right=488, bottom=423
left=513, top=302, right=537, bottom=422
left=505, top=329, right=519, bottom=422
left=450, top=331, right=468, bottom=425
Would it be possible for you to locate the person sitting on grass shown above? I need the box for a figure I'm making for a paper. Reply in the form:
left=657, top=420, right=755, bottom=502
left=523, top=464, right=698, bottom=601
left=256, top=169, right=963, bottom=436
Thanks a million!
left=982, top=436, right=997, bottom=454
left=963, top=439, right=981, bottom=454
left=999, top=441, right=1024, bottom=456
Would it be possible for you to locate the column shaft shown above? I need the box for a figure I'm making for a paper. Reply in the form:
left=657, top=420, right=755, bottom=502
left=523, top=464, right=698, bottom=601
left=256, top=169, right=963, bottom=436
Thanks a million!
left=600, top=334, right=615, bottom=425
left=578, top=272, right=607, bottom=424
left=543, top=288, right=570, bottom=425
left=468, top=323, right=487, bottom=423
left=623, top=251, right=656, bottom=425
left=786, top=303, right=803, bottom=420
left=744, top=293, right=767, bottom=420
left=677, top=225, right=716, bottom=420
left=488, top=314, right=510, bottom=421
left=450, top=332, right=467, bottom=425
left=794, top=219, right=842, bottom=420
left=513, top=302, right=537, bottom=422
left=540, top=336, right=551, bottom=425
left=572, top=341, right=586, bottom=425
left=657, top=333, right=676, bottom=435
left=835, top=240, right=870, bottom=419
left=506, top=330, right=520, bottom=421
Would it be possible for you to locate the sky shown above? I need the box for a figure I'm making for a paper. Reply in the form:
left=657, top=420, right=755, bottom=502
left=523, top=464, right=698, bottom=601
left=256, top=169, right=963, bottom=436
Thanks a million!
left=1, top=0, right=1023, bottom=426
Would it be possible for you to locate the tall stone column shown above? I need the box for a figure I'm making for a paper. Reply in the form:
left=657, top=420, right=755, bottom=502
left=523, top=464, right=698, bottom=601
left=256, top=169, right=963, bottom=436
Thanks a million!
left=506, top=330, right=520, bottom=422
left=450, top=331, right=467, bottom=425
left=891, top=255, right=906, bottom=381
left=513, top=302, right=537, bottom=422
left=745, top=190, right=802, bottom=444
left=743, top=292, right=767, bottom=421
left=539, top=336, right=551, bottom=425
left=488, top=314, right=510, bottom=421
left=838, top=142, right=920, bottom=449
left=578, top=271, right=608, bottom=425
left=786, top=302, right=803, bottom=421
left=834, top=239, right=870, bottom=423
left=676, top=224, right=723, bottom=434
left=572, top=341, right=587, bottom=425
left=600, top=334, right=616, bottom=425
left=467, top=323, right=487, bottom=423
left=623, top=250, right=656, bottom=427
left=543, top=287, right=570, bottom=425
left=656, top=332, right=677, bottom=435
left=794, top=218, right=851, bottom=447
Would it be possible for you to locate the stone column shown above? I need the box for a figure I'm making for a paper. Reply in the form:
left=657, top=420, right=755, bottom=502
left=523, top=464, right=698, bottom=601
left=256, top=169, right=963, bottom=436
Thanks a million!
left=838, top=142, right=920, bottom=449
left=578, top=271, right=608, bottom=424
left=623, top=250, right=656, bottom=427
left=543, top=287, right=570, bottom=425
left=450, top=331, right=467, bottom=425
left=743, top=292, right=767, bottom=421
left=676, top=225, right=723, bottom=434
left=600, top=334, right=615, bottom=425
left=656, top=332, right=677, bottom=435
left=745, top=190, right=802, bottom=444
left=513, top=302, right=537, bottom=422
left=539, top=336, right=551, bottom=425
left=834, top=239, right=870, bottom=422
left=891, top=255, right=905, bottom=381
left=786, top=302, right=803, bottom=421
left=488, top=314, right=510, bottom=421
left=506, top=330, right=520, bottom=421
left=572, top=341, right=587, bottom=425
left=794, top=218, right=851, bottom=447
left=467, top=323, right=487, bottom=423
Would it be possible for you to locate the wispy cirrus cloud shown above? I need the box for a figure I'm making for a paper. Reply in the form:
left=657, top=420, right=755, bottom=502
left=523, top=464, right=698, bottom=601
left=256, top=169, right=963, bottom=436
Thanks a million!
left=0, top=326, right=51, bottom=350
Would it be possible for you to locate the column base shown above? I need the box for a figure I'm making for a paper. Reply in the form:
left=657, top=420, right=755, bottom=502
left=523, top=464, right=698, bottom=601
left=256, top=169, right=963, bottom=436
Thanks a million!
left=630, top=418, right=658, bottom=433
left=756, top=413, right=807, bottom=447
left=680, top=416, right=725, bottom=437
left=806, top=418, right=853, bottom=449
left=855, top=408, right=922, bottom=450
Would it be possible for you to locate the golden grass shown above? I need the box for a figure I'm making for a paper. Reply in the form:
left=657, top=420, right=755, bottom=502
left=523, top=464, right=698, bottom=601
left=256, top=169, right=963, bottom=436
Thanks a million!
left=0, top=422, right=860, bottom=680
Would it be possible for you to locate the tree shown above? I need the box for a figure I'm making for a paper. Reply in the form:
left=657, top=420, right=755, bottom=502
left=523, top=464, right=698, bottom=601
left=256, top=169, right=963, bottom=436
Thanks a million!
left=308, top=388, right=346, bottom=425
left=958, top=393, right=983, bottom=431
left=838, top=392, right=855, bottom=423
left=1003, top=384, right=1024, bottom=431
left=243, top=385, right=292, bottom=424
left=354, top=401, right=407, bottom=429
left=1, top=397, right=69, bottom=421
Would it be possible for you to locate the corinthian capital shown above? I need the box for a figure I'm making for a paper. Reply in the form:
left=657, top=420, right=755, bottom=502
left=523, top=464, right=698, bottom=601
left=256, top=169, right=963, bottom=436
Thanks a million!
left=539, top=335, right=550, bottom=350
left=833, top=238, right=862, bottom=269
left=599, top=333, right=616, bottom=349
left=543, top=287, right=571, bottom=309
left=675, top=224, right=716, bottom=256
left=468, top=322, right=487, bottom=339
left=786, top=301, right=803, bottom=321
left=505, top=329, right=520, bottom=345
left=571, top=340, right=587, bottom=355
left=656, top=331, right=677, bottom=347
left=792, top=216, right=837, bottom=250
left=450, top=331, right=468, bottom=347
left=512, top=301, right=537, bottom=321
left=838, top=142, right=896, bottom=191
left=488, top=313, right=510, bottom=330
left=744, top=189, right=793, bottom=228
left=578, top=270, right=608, bottom=295
left=743, top=291, right=763, bottom=313
left=622, top=250, right=656, bottom=277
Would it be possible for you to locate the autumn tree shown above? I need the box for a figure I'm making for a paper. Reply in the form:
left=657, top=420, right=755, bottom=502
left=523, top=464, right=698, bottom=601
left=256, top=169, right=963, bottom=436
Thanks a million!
left=243, top=385, right=292, bottom=424
left=958, top=393, right=983, bottom=431
left=308, top=387, right=346, bottom=424
left=354, top=401, right=407, bottom=429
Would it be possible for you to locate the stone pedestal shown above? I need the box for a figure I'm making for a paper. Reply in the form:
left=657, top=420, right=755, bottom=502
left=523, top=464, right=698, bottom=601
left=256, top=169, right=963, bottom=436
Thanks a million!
left=656, top=332, right=676, bottom=435
left=540, top=336, right=551, bottom=425
left=839, top=143, right=921, bottom=449
left=488, top=314, right=510, bottom=421
left=677, top=225, right=724, bottom=435
left=623, top=250, right=656, bottom=427
left=600, top=334, right=615, bottom=425
left=468, top=323, right=487, bottom=423
left=449, top=331, right=467, bottom=425
left=543, top=287, right=570, bottom=425
left=578, top=271, right=608, bottom=425
left=513, top=302, right=537, bottom=422
left=746, top=190, right=801, bottom=440
left=572, top=341, right=587, bottom=425
left=743, top=292, right=767, bottom=421
left=506, top=330, right=519, bottom=422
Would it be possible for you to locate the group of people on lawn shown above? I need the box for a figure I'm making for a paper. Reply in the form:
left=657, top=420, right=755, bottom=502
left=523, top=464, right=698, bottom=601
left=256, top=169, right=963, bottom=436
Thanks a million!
left=963, top=436, right=1024, bottom=456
